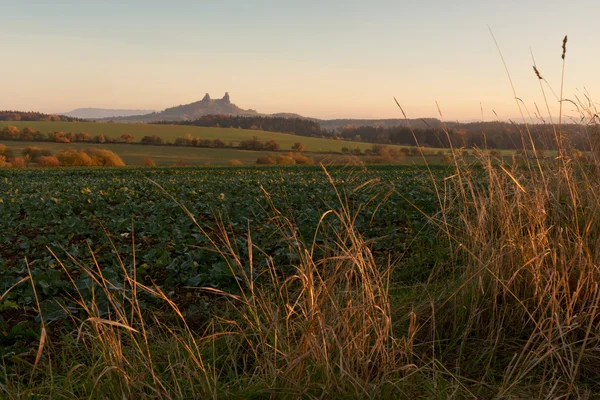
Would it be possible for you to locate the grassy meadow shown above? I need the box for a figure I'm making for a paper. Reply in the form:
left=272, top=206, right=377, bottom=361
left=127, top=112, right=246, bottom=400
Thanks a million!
left=0, top=121, right=425, bottom=153
left=0, top=140, right=287, bottom=165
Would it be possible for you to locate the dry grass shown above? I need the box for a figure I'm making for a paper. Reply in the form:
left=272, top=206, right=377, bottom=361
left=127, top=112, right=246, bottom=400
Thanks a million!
left=4, top=36, right=600, bottom=399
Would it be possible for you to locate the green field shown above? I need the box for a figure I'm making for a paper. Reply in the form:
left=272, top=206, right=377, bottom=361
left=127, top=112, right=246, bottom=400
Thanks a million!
left=1, top=158, right=599, bottom=397
left=0, top=140, right=455, bottom=166
left=0, top=165, right=439, bottom=299
left=0, top=140, right=293, bottom=165
left=0, top=121, right=420, bottom=153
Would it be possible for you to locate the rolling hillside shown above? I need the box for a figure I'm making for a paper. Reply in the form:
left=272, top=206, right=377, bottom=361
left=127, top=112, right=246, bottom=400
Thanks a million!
left=0, top=121, right=415, bottom=153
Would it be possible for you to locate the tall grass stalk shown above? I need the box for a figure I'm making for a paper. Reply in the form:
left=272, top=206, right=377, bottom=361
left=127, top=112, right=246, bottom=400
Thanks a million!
left=5, top=36, right=600, bottom=399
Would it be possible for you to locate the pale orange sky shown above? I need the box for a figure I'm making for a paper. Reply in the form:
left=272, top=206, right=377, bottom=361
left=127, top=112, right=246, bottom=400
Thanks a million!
left=1, top=1, right=599, bottom=121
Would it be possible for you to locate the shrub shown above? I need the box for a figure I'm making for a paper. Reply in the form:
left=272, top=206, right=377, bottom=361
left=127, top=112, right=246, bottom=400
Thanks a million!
left=240, top=136, right=264, bottom=150
left=57, top=149, right=95, bottom=166
left=228, top=159, right=243, bottom=166
left=120, top=134, right=135, bottom=143
left=76, top=132, right=90, bottom=142
left=0, top=155, right=5, bottom=168
left=291, top=142, right=305, bottom=152
left=37, top=155, right=60, bottom=167
left=10, top=157, right=26, bottom=168
left=20, top=127, right=36, bottom=141
left=141, top=135, right=164, bottom=145
left=93, top=135, right=107, bottom=144
left=84, top=148, right=126, bottom=166
left=264, top=140, right=280, bottom=151
left=0, top=144, right=6, bottom=154
left=1, top=126, right=19, bottom=140
left=289, top=152, right=314, bottom=164
left=22, top=146, right=52, bottom=161
left=143, top=157, right=156, bottom=167
left=389, top=148, right=405, bottom=161
left=48, top=131, right=71, bottom=143
left=256, top=156, right=275, bottom=165
left=276, top=155, right=296, bottom=165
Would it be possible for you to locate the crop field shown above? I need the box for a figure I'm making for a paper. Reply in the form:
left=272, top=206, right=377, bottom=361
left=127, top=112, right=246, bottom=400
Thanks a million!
left=0, top=165, right=442, bottom=330
left=2, top=155, right=600, bottom=397
left=0, top=121, right=421, bottom=153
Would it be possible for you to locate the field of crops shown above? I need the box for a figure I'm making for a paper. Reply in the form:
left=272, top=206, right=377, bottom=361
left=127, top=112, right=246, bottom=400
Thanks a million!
left=0, top=121, right=416, bottom=153
left=0, top=165, right=444, bottom=340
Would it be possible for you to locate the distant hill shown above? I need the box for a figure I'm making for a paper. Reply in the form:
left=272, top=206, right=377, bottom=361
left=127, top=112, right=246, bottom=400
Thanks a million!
left=64, top=94, right=440, bottom=130
left=107, top=93, right=260, bottom=122
left=270, top=112, right=312, bottom=120
left=61, top=108, right=157, bottom=119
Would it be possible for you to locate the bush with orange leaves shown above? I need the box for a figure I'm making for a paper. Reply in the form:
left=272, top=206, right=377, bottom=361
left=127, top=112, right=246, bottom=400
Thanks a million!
left=10, top=157, right=26, bottom=168
left=143, top=157, right=156, bottom=167
left=57, top=149, right=125, bottom=167
left=57, top=149, right=95, bottom=166
left=84, top=148, right=125, bottom=166
left=37, top=156, right=61, bottom=167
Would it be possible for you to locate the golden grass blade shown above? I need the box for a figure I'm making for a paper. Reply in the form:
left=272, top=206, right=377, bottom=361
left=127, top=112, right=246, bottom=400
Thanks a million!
left=500, top=165, right=526, bottom=193
left=77, top=317, right=139, bottom=341
left=33, top=327, right=47, bottom=373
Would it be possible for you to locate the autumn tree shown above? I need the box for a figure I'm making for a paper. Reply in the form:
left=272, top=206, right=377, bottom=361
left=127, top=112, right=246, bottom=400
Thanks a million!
left=76, top=132, right=90, bottom=142
left=141, top=135, right=164, bottom=145
left=93, top=134, right=106, bottom=144
left=291, top=142, right=305, bottom=152
left=264, top=140, right=280, bottom=151
left=1, top=126, right=20, bottom=140
left=119, top=134, right=135, bottom=143
left=20, top=127, right=36, bottom=141
left=84, top=148, right=125, bottom=166
left=22, top=146, right=52, bottom=161
left=239, top=136, right=264, bottom=150
left=37, top=156, right=60, bottom=167
left=57, top=149, right=94, bottom=166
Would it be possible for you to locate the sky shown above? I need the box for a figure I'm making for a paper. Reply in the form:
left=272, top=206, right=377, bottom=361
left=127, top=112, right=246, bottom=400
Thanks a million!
left=1, top=0, right=600, bottom=121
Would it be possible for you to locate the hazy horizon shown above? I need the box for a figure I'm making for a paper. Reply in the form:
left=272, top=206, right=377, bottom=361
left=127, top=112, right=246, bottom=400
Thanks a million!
left=2, top=1, right=600, bottom=121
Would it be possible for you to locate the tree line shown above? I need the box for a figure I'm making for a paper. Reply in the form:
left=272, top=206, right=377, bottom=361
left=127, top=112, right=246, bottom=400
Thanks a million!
left=0, top=144, right=125, bottom=168
left=154, top=115, right=323, bottom=137
left=155, top=115, right=594, bottom=150
left=0, top=111, right=82, bottom=122
left=334, top=122, right=592, bottom=151
left=1, top=110, right=594, bottom=151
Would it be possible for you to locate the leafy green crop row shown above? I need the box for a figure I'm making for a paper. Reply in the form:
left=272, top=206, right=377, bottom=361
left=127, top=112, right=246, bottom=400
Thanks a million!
left=0, top=165, right=445, bottom=334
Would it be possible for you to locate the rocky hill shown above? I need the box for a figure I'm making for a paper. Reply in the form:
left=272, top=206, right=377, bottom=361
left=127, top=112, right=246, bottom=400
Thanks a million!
left=104, top=93, right=259, bottom=122
left=61, top=108, right=157, bottom=119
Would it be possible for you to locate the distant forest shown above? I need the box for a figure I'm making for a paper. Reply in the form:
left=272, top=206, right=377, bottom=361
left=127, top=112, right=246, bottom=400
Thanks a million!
left=0, top=111, right=82, bottom=122
left=0, top=111, right=594, bottom=151
left=155, top=115, right=322, bottom=138
left=156, top=115, right=594, bottom=151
